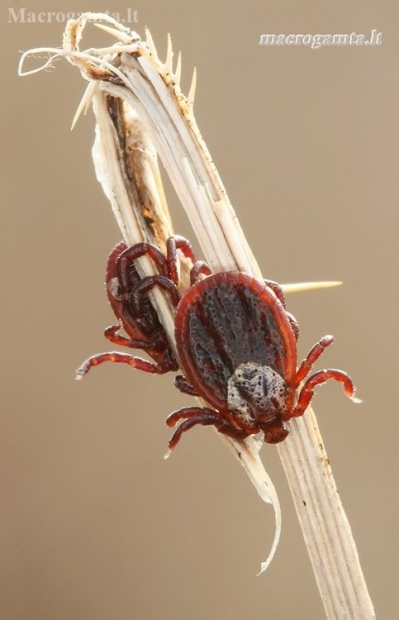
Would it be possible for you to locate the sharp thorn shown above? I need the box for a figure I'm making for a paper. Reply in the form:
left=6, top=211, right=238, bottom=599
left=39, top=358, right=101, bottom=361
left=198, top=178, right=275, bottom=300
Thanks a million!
left=187, top=66, right=197, bottom=111
left=145, top=28, right=157, bottom=57
left=165, top=32, right=173, bottom=73
left=282, top=281, right=342, bottom=294
left=174, top=51, right=182, bottom=83
left=71, top=81, right=98, bottom=130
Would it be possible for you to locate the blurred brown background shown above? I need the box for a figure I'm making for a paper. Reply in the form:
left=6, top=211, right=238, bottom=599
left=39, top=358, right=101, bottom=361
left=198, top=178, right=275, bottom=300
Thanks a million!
left=2, top=1, right=398, bottom=618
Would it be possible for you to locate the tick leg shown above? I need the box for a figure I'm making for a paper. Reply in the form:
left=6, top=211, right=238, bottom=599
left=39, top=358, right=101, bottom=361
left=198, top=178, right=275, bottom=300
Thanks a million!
left=76, top=351, right=174, bottom=379
left=166, top=236, right=198, bottom=283
left=295, top=335, right=334, bottom=386
left=166, top=407, right=248, bottom=449
left=131, top=275, right=181, bottom=316
left=264, top=280, right=299, bottom=339
left=107, top=241, right=128, bottom=284
left=117, top=242, right=170, bottom=290
left=173, top=235, right=197, bottom=262
left=167, top=406, right=218, bottom=427
left=167, top=236, right=212, bottom=285
left=190, top=261, right=212, bottom=284
left=174, top=375, right=199, bottom=396
left=286, top=312, right=299, bottom=341
left=103, top=324, right=155, bottom=350
left=264, top=279, right=286, bottom=307
left=292, top=369, right=358, bottom=417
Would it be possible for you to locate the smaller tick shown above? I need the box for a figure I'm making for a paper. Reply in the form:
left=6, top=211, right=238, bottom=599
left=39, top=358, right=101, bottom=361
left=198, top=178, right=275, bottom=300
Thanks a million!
left=77, top=236, right=359, bottom=450
left=76, top=239, right=183, bottom=377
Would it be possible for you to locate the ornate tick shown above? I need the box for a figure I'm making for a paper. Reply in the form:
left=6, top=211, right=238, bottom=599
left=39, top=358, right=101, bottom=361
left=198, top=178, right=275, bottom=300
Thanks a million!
left=76, top=239, right=181, bottom=377
left=77, top=236, right=358, bottom=450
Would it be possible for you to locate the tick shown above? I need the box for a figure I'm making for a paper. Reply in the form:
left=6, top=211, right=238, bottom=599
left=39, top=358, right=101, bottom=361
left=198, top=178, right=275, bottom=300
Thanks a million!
left=77, top=237, right=358, bottom=450
left=76, top=239, right=183, bottom=378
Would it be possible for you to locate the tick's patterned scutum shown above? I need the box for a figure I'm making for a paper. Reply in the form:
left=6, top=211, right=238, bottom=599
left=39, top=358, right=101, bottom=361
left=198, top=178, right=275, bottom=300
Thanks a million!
left=175, top=272, right=297, bottom=412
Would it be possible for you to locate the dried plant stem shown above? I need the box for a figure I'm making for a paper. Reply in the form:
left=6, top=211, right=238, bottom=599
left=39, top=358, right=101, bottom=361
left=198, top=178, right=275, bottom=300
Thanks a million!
left=90, top=89, right=282, bottom=576
left=279, top=411, right=371, bottom=616
left=19, top=13, right=375, bottom=618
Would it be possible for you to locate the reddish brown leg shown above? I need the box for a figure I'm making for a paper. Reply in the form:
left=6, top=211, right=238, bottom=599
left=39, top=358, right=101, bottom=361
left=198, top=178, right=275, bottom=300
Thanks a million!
left=76, top=351, right=174, bottom=379
left=264, top=280, right=299, bottom=339
left=264, top=279, right=286, bottom=307
left=117, top=236, right=193, bottom=289
left=286, top=312, right=299, bottom=341
left=166, top=407, right=248, bottom=450
left=106, top=241, right=128, bottom=291
left=292, top=369, right=358, bottom=418
left=294, top=335, right=334, bottom=386
left=166, top=236, right=197, bottom=283
left=103, top=325, right=154, bottom=350
left=124, top=235, right=197, bottom=286
left=76, top=324, right=177, bottom=379
left=117, top=243, right=170, bottom=289
left=118, top=236, right=209, bottom=289
left=174, top=375, right=199, bottom=396
left=166, top=236, right=211, bottom=285
left=130, top=275, right=181, bottom=316
left=173, top=235, right=197, bottom=262
left=190, top=261, right=212, bottom=284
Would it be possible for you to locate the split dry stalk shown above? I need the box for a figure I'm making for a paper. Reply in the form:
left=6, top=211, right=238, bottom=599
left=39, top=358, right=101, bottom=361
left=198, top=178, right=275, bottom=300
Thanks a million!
left=19, top=13, right=375, bottom=618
